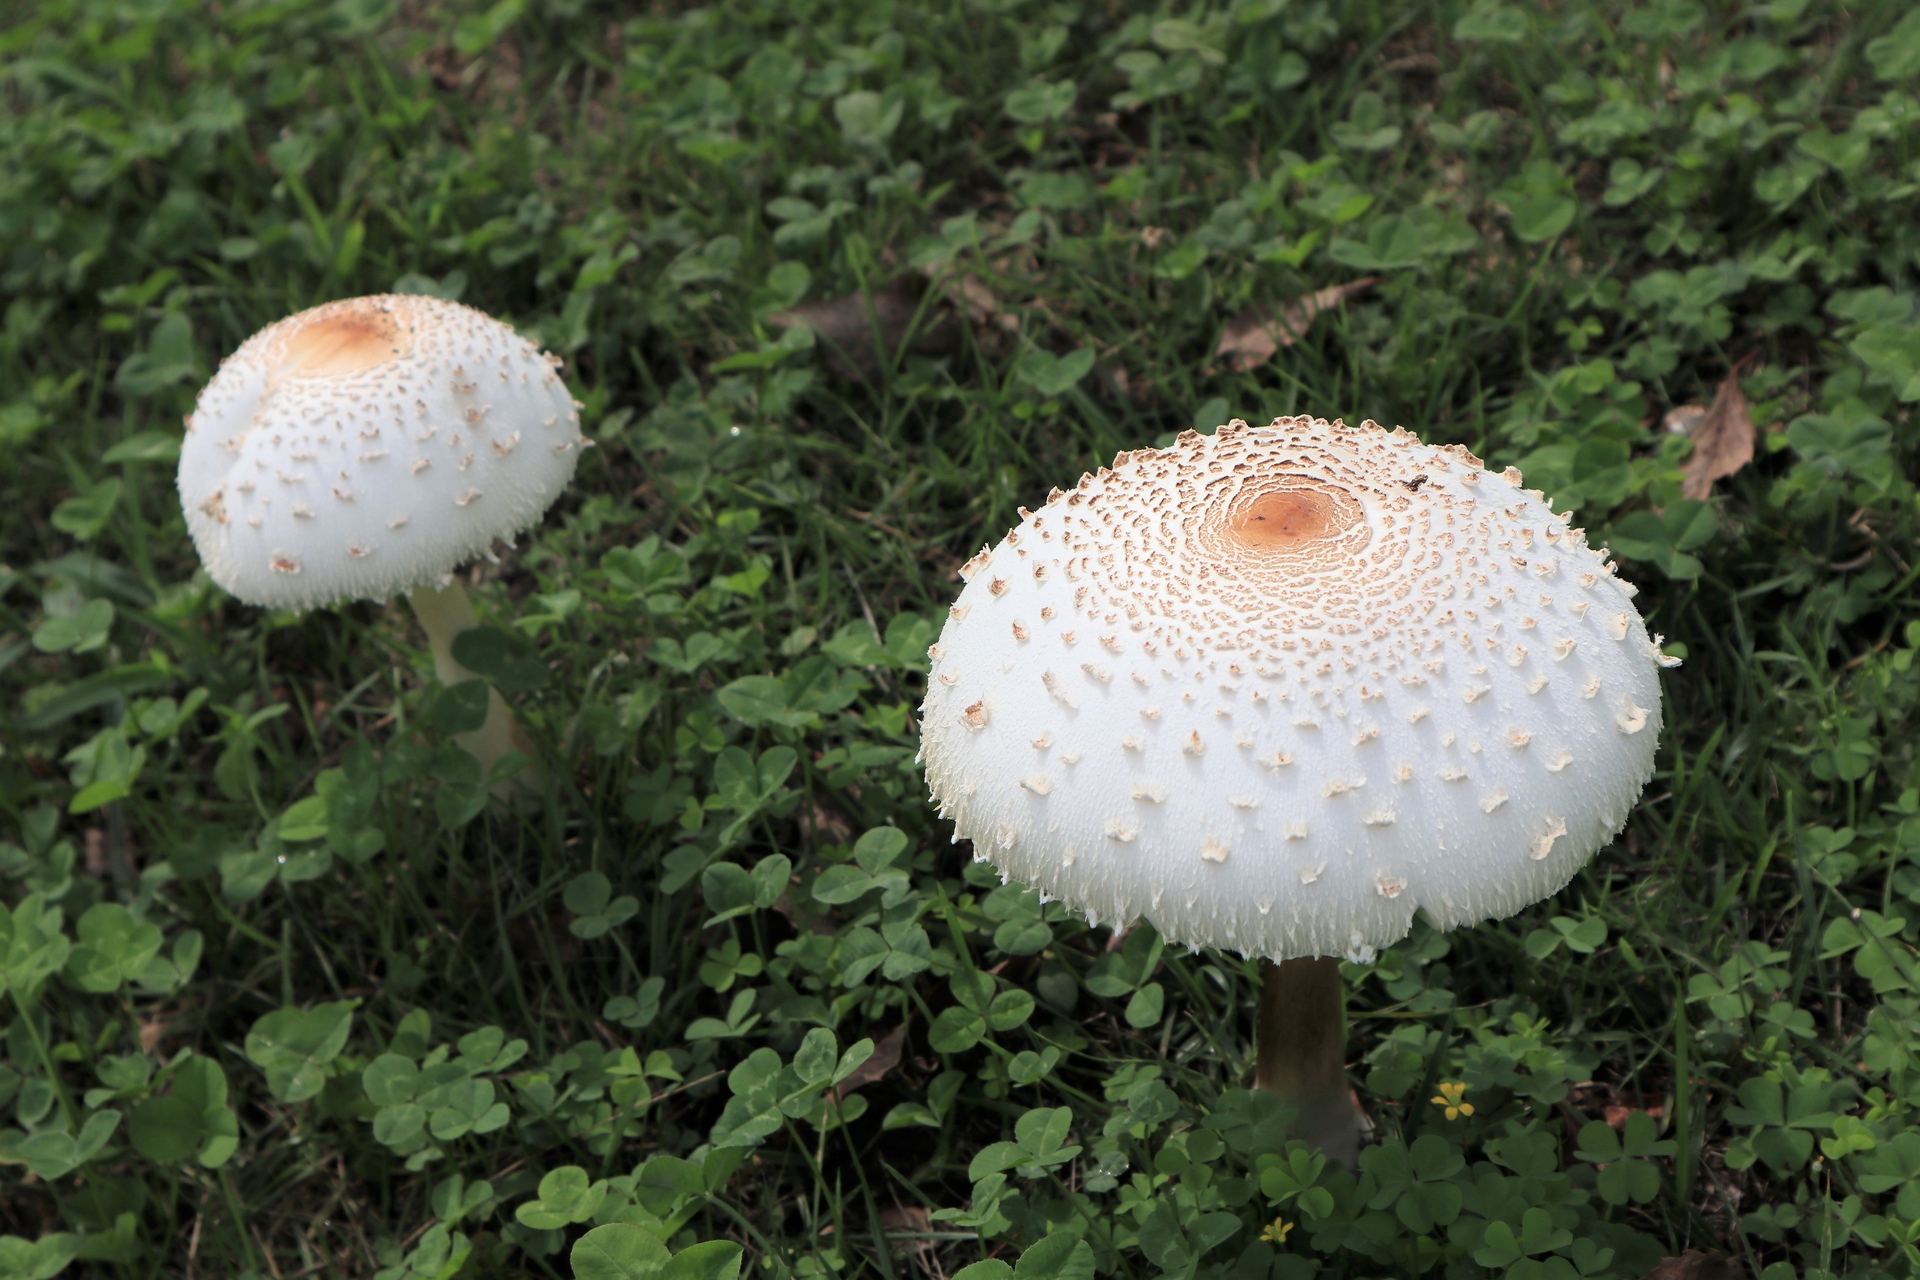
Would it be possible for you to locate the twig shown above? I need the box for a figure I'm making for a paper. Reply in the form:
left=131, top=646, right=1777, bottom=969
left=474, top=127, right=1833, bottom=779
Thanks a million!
left=253, top=1224, right=285, bottom=1278
left=647, top=1068, right=726, bottom=1108
left=186, top=1196, right=204, bottom=1279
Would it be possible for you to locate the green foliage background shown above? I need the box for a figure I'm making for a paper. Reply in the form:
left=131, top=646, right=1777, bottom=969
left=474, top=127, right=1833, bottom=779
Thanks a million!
left=4, top=0, right=1920, bottom=1276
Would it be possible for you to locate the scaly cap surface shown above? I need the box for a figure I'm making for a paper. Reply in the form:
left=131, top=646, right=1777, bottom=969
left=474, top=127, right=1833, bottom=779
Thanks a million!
left=919, top=417, right=1670, bottom=962
left=177, top=294, right=587, bottom=609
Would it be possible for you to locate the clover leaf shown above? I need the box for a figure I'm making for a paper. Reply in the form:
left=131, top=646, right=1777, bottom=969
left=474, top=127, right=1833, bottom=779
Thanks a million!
left=245, top=1001, right=356, bottom=1103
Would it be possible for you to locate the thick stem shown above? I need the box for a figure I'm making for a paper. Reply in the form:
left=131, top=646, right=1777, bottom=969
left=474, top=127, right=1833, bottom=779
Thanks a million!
left=406, top=582, right=540, bottom=801
left=1256, top=957, right=1360, bottom=1168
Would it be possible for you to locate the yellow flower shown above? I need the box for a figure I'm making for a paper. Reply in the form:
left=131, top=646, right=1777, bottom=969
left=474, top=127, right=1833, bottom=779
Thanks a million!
left=1259, top=1217, right=1293, bottom=1244
left=1431, top=1081, right=1474, bottom=1121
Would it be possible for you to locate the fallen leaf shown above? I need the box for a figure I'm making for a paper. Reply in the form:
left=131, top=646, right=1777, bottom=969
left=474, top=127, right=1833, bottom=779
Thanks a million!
left=951, top=274, right=1018, bottom=332
left=1679, top=370, right=1756, bottom=501
left=1602, top=1103, right=1663, bottom=1130
left=772, top=278, right=960, bottom=380
left=879, top=1204, right=940, bottom=1275
left=139, top=1010, right=174, bottom=1054
left=1216, top=278, right=1380, bottom=371
left=836, top=1023, right=906, bottom=1097
left=877, top=1205, right=930, bottom=1233
left=1645, top=1251, right=1744, bottom=1280
left=797, top=802, right=854, bottom=847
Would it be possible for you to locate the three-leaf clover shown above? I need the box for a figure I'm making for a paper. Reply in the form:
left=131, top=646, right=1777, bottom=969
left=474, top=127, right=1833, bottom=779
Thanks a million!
left=708, top=1030, right=874, bottom=1148
left=566, top=872, right=639, bottom=939
left=1359, top=1134, right=1465, bottom=1233
left=1575, top=1112, right=1676, bottom=1204
left=603, top=976, right=666, bottom=1030
left=62, top=903, right=163, bottom=993
left=1257, top=1145, right=1335, bottom=1220
left=1084, top=928, right=1166, bottom=1028
left=12, top=1108, right=121, bottom=1180
left=1522, top=914, right=1609, bottom=960
left=811, top=827, right=912, bottom=907
left=127, top=1055, right=239, bottom=1168
left=1, top=894, right=72, bottom=1001
left=245, top=1001, right=356, bottom=1103
left=516, top=1165, right=609, bottom=1230
left=929, top=970, right=1036, bottom=1053
left=698, top=938, right=765, bottom=992
left=32, top=599, right=114, bottom=654
left=685, top=988, right=761, bottom=1041
left=1473, top=1207, right=1573, bottom=1269
left=968, top=1106, right=1082, bottom=1181
left=701, top=853, right=791, bottom=926
left=980, top=883, right=1054, bottom=956
left=0, top=1231, right=80, bottom=1280
left=1722, top=1075, right=1839, bottom=1173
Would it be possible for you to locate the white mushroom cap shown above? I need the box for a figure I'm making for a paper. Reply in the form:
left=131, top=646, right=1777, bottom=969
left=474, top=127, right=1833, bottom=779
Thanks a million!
left=919, top=417, right=1670, bottom=964
left=177, top=295, right=587, bottom=610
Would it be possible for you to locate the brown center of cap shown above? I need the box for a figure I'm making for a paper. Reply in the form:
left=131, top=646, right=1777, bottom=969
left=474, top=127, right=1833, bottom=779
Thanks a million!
left=270, top=299, right=410, bottom=387
left=1230, top=489, right=1341, bottom=550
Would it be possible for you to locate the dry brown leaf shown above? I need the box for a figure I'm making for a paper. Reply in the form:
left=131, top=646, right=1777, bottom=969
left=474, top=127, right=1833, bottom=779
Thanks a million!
left=1680, top=370, right=1756, bottom=501
left=139, top=1011, right=173, bottom=1054
left=1645, top=1251, right=1744, bottom=1280
left=772, top=279, right=960, bottom=380
left=1216, top=278, right=1380, bottom=372
left=951, top=275, right=1018, bottom=332
left=877, top=1205, right=930, bottom=1233
left=797, top=802, right=854, bottom=847
left=878, top=1204, right=940, bottom=1278
left=85, top=827, right=110, bottom=879
left=1601, top=1103, right=1663, bottom=1130
left=836, top=1023, right=906, bottom=1097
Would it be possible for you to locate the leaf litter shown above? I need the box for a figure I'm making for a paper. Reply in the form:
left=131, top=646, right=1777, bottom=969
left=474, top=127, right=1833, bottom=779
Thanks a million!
left=1215, top=278, right=1380, bottom=371
left=772, top=277, right=961, bottom=379
left=1668, top=367, right=1757, bottom=501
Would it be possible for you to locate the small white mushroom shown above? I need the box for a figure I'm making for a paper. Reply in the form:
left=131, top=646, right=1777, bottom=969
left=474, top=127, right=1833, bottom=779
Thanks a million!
left=176, top=294, right=584, bottom=800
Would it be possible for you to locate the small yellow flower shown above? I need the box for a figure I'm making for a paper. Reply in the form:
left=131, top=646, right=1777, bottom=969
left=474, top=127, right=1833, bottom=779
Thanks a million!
left=1259, top=1217, right=1293, bottom=1244
left=1431, top=1081, right=1474, bottom=1121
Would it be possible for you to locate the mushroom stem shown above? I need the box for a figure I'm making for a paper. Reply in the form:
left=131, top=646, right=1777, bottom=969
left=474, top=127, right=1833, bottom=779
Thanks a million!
left=1255, top=957, right=1360, bottom=1169
left=406, top=581, right=540, bottom=800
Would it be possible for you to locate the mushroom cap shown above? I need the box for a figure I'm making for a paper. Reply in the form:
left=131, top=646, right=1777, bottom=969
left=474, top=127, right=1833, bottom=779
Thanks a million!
left=177, top=294, right=586, bottom=610
left=918, top=417, right=1669, bottom=963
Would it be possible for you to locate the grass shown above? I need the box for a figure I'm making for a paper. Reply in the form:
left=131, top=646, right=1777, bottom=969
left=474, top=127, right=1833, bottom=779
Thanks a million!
left=4, top=0, right=1920, bottom=1276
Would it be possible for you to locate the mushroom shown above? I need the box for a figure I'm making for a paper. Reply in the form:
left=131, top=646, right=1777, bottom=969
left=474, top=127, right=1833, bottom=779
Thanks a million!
left=177, top=294, right=589, bottom=792
left=919, top=417, right=1673, bottom=1167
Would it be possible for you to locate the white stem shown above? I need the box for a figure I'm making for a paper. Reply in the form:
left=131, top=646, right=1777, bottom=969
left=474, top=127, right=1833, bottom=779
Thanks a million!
left=406, top=581, right=540, bottom=801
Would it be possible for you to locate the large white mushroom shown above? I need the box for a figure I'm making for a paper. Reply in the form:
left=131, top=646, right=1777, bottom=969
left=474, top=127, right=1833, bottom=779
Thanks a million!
left=177, top=294, right=589, bottom=790
left=919, top=416, right=1674, bottom=1166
